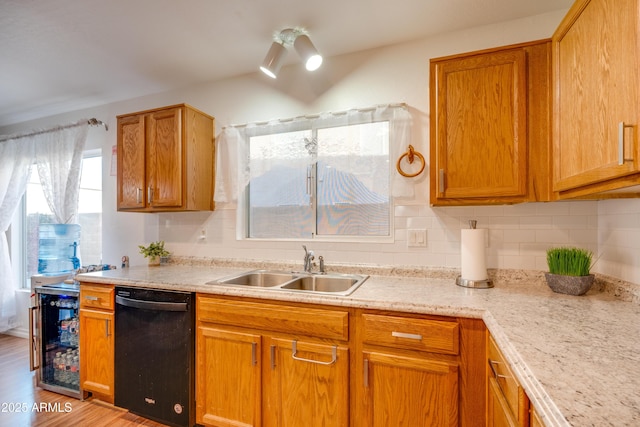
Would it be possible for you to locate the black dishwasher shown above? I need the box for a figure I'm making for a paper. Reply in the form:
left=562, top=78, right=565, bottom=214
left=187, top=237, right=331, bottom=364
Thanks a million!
left=114, top=287, right=194, bottom=427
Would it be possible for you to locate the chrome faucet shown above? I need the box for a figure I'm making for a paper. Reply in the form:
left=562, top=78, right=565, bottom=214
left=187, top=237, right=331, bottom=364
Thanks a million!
left=302, top=245, right=314, bottom=273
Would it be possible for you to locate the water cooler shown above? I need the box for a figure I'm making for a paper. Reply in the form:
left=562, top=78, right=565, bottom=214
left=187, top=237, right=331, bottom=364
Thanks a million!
left=29, top=223, right=83, bottom=399
left=37, top=223, right=81, bottom=276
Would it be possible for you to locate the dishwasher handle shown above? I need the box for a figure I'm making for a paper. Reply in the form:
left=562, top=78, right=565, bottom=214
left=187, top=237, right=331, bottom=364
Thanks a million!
left=115, top=295, right=188, bottom=312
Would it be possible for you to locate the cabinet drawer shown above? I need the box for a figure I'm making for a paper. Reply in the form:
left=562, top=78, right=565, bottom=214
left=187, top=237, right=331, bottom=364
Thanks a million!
left=488, top=335, right=528, bottom=424
left=197, top=296, right=349, bottom=341
left=80, top=284, right=114, bottom=310
left=362, top=314, right=459, bottom=355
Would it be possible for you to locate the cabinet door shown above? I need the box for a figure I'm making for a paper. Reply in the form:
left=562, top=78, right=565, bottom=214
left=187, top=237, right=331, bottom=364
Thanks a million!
left=530, top=406, right=545, bottom=427
left=553, top=0, right=639, bottom=192
left=264, top=338, right=349, bottom=427
left=79, top=308, right=114, bottom=403
left=117, top=114, right=146, bottom=209
left=147, top=107, right=183, bottom=208
left=488, top=377, right=519, bottom=427
left=196, top=326, right=262, bottom=427
left=362, top=350, right=458, bottom=427
left=431, top=48, right=527, bottom=203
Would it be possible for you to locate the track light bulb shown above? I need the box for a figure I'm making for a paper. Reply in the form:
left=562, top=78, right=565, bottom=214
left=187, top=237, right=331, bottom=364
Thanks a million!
left=293, top=34, right=323, bottom=71
left=259, top=42, right=287, bottom=78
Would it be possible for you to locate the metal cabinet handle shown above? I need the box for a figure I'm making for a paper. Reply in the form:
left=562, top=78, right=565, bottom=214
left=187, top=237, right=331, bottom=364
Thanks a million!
left=28, top=307, right=39, bottom=371
left=439, top=169, right=445, bottom=193
left=392, top=331, right=423, bottom=340
left=105, top=319, right=110, bottom=337
left=363, top=358, right=369, bottom=388
left=488, top=359, right=509, bottom=380
left=619, top=121, right=634, bottom=165
left=136, top=188, right=143, bottom=204
left=291, top=340, right=337, bottom=366
left=84, top=295, right=99, bottom=301
left=251, top=342, right=257, bottom=366
left=270, top=345, right=276, bottom=369
left=147, top=186, right=153, bottom=204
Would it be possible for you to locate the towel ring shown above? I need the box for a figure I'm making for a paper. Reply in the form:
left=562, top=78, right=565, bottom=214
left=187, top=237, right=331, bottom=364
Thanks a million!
left=396, top=145, right=425, bottom=178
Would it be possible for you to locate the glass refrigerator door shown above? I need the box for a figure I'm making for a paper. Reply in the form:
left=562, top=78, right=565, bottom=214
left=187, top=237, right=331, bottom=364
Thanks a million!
left=39, top=293, right=80, bottom=395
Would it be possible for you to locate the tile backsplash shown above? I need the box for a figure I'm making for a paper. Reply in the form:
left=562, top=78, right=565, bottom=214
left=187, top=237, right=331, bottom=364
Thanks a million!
left=159, top=199, right=614, bottom=279
left=597, top=199, right=640, bottom=285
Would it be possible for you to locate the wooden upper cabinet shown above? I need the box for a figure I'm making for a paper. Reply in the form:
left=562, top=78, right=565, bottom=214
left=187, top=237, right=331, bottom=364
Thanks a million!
left=552, top=0, right=640, bottom=198
left=117, top=103, right=215, bottom=212
left=117, top=114, right=146, bottom=210
left=147, top=108, right=183, bottom=208
left=430, top=40, right=553, bottom=205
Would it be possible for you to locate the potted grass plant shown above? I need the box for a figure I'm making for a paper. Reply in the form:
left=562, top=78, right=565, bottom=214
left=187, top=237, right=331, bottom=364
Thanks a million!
left=545, top=246, right=594, bottom=296
left=138, top=240, right=170, bottom=266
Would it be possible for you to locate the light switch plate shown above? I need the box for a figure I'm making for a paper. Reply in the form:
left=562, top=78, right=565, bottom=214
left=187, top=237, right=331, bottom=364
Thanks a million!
left=407, top=229, right=427, bottom=247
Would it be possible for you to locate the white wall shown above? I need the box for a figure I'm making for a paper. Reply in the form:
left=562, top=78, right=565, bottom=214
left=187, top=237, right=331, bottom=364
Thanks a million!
left=597, top=199, right=640, bottom=284
left=3, top=9, right=639, bottom=285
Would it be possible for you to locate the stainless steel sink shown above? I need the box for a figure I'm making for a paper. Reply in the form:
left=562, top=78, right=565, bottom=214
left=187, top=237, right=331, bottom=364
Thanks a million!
left=214, top=270, right=298, bottom=287
left=281, top=274, right=367, bottom=295
left=210, top=270, right=368, bottom=296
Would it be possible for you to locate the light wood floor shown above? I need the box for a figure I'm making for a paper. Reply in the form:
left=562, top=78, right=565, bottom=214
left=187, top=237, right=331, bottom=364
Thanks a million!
left=0, top=334, right=169, bottom=427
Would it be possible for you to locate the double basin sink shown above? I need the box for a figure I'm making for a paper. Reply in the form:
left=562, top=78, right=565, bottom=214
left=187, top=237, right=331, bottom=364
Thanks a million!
left=208, top=269, right=368, bottom=296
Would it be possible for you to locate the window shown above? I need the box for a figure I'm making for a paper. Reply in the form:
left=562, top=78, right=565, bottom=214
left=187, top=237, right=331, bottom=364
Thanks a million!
left=21, top=153, right=102, bottom=286
left=243, top=105, right=408, bottom=240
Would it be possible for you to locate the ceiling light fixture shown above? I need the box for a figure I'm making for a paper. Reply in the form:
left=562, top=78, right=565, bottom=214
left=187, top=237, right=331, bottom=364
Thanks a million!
left=259, top=41, right=287, bottom=79
left=259, top=28, right=323, bottom=78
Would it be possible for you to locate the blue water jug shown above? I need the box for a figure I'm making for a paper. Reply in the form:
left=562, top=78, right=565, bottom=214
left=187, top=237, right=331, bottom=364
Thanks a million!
left=37, top=224, right=81, bottom=275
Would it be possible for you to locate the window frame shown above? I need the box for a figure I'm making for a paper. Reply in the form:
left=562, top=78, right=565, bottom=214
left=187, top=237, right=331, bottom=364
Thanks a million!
left=239, top=111, right=397, bottom=243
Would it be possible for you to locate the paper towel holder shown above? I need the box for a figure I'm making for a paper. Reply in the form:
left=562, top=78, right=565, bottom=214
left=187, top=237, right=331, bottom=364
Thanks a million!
left=456, top=276, right=493, bottom=288
left=456, top=220, right=494, bottom=288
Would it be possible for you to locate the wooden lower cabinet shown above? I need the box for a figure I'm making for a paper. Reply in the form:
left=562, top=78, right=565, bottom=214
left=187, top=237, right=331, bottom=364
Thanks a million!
left=195, top=295, right=488, bottom=427
left=356, top=313, right=486, bottom=427
left=529, top=407, right=544, bottom=427
left=264, top=337, right=349, bottom=427
left=79, top=283, right=115, bottom=404
left=488, top=377, right=519, bottom=427
left=195, top=295, right=350, bottom=427
left=196, top=326, right=262, bottom=426
left=487, top=334, right=546, bottom=427
left=361, top=350, right=458, bottom=426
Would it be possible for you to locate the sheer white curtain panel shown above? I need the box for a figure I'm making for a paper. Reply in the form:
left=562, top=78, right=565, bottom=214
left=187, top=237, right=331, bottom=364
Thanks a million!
left=35, top=122, right=88, bottom=224
left=0, top=120, right=89, bottom=332
left=214, top=103, right=415, bottom=205
left=0, top=138, right=35, bottom=331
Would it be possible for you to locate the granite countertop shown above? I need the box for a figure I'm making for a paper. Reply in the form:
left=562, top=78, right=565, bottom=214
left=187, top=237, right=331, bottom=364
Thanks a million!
left=76, top=264, right=640, bottom=427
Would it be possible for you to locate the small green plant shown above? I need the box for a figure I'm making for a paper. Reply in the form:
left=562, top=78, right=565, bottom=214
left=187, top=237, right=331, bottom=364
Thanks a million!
left=138, top=241, right=170, bottom=259
left=546, top=247, right=592, bottom=276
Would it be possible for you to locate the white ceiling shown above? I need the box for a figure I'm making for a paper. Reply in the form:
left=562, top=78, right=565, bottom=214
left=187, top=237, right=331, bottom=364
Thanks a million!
left=0, top=0, right=572, bottom=127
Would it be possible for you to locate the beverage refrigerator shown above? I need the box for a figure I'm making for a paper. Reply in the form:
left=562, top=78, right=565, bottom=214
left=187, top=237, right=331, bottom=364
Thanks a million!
left=29, top=277, right=82, bottom=399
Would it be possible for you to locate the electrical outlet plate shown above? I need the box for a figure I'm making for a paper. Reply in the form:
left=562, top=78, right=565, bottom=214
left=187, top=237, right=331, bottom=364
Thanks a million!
left=407, top=229, right=427, bottom=247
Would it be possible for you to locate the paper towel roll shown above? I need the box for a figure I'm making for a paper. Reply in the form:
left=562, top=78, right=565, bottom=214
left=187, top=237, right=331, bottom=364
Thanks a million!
left=461, top=228, right=487, bottom=281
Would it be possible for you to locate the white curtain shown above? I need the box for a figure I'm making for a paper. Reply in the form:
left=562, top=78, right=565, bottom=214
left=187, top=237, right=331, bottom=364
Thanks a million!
left=0, top=138, right=35, bottom=331
left=35, top=123, right=88, bottom=224
left=214, top=103, right=415, bottom=205
left=0, top=120, right=89, bottom=332
left=214, top=126, right=242, bottom=207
